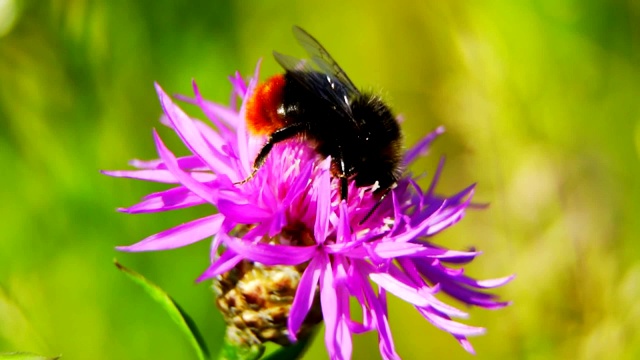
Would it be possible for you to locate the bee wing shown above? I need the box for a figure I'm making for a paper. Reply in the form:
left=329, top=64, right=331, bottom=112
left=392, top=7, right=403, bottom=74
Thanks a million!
left=291, top=26, right=360, bottom=97
left=274, top=51, right=355, bottom=117
left=272, top=51, right=315, bottom=73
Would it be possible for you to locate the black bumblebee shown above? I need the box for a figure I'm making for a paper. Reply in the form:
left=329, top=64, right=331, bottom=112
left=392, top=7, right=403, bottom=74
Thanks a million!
left=243, top=26, right=403, bottom=201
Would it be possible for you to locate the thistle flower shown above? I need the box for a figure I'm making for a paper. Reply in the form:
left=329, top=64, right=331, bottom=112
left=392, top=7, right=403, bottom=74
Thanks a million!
left=104, top=62, right=512, bottom=359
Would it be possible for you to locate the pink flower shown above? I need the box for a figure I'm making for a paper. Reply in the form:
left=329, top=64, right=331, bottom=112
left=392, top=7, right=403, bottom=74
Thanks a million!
left=104, top=62, right=512, bottom=359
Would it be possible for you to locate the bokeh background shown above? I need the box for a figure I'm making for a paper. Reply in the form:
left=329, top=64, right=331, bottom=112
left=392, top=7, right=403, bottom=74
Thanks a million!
left=1, top=1, right=639, bottom=359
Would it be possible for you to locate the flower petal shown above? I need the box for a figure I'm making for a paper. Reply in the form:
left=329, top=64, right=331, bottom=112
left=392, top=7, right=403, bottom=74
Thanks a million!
left=117, top=214, right=223, bottom=252
left=197, top=250, right=244, bottom=282
left=370, top=242, right=481, bottom=260
left=369, top=272, right=429, bottom=307
left=282, top=160, right=313, bottom=207
left=354, top=262, right=398, bottom=359
left=403, top=126, right=444, bottom=165
left=152, top=130, right=217, bottom=204
left=216, top=197, right=273, bottom=223
left=288, top=253, right=324, bottom=341
left=319, top=255, right=346, bottom=359
left=425, top=156, right=445, bottom=199
left=417, top=307, right=486, bottom=337
left=102, top=169, right=176, bottom=182
left=336, top=202, right=353, bottom=244
left=331, top=258, right=353, bottom=360
left=128, top=155, right=206, bottom=171
left=314, top=161, right=332, bottom=244
left=223, top=233, right=317, bottom=266
left=417, top=260, right=512, bottom=309
left=119, top=186, right=206, bottom=214
left=156, top=83, right=235, bottom=177
left=191, top=80, right=235, bottom=137
left=474, top=275, right=516, bottom=288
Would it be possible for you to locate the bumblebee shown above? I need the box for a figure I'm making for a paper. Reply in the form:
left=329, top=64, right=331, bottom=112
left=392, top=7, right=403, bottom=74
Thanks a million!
left=242, top=26, right=402, bottom=201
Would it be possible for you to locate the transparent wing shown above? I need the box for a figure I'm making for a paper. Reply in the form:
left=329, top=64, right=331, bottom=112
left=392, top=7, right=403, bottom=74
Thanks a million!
left=272, top=52, right=315, bottom=73
left=273, top=51, right=353, bottom=114
left=272, top=27, right=361, bottom=119
left=291, top=26, right=360, bottom=96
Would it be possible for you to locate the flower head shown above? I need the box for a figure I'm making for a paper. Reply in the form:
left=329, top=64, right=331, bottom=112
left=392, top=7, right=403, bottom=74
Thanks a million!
left=104, top=62, right=512, bottom=359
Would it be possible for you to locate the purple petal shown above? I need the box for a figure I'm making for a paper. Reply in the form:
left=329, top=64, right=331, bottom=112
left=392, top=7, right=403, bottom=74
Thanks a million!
left=324, top=226, right=387, bottom=255
left=152, top=130, right=218, bottom=204
left=197, top=250, right=244, bottom=282
left=229, top=70, right=248, bottom=98
left=201, top=99, right=244, bottom=130
left=425, top=156, right=445, bottom=198
left=129, top=155, right=207, bottom=171
left=374, top=242, right=480, bottom=260
left=102, top=169, right=175, bottom=183
left=281, top=161, right=313, bottom=207
left=117, top=214, right=223, bottom=252
left=438, top=270, right=515, bottom=290
left=327, top=266, right=353, bottom=360
left=395, top=189, right=474, bottom=242
left=367, top=242, right=429, bottom=258
left=394, top=259, right=469, bottom=319
left=403, top=126, right=445, bottom=165
left=191, top=120, right=238, bottom=177
left=422, top=245, right=480, bottom=264
left=156, top=84, right=236, bottom=176
left=191, top=80, right=235, bottom=137
left=336, top=316, right=352, bottom=360
left=417, top=307, right=486, bottom=337
left=314, top=162, right=332, bottom=244
left=128, top=158, right=163, bottom=169
left=424, top=197, right=473, bottom=236
left=209, top=232, right=225, bottom=263
left=288, top=254, right=324, bottom=341
left=119, top=187, right=206, bottom=214
left=345, top=264, right=376, bottom=335
left=354, top=262, right=398, bottom=359
left=369, top=272, right=429, bottom=307
left=437, top=183, right=477, bottom=208
left=457, top=337, right=476, bottom=355
left=331, top=259, right=353, bottom=360
left=233, top=76, right=258, bottom=178
left=386, top=202, right=449, bottom=243
left=216, top=197, right=273, bottom=223
left=389, top=188, right=403, bottom=233
left=191, top=118, right=229, bottom=154
left=222, top=233, right=317, bottom=266
left=416, top=260, right=512, bottom=309
left=336, top=202, right=353, bottom=244
left=475, top=275, right=516, bottom=288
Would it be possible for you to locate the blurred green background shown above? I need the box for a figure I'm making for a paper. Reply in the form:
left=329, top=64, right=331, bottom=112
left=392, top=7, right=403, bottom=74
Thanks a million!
left=1, top=0, right=639, bottom=359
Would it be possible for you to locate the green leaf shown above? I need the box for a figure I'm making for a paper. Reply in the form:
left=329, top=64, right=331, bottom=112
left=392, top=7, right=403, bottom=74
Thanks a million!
left=0, top=352, right=60, bottom=360
left=262, top=334, right=313, bottom=360
left=114, top=260, right=210, bottom=360
left=0, top=286, right=49, bottom=351
left=217, top=334, right=264, bottom=360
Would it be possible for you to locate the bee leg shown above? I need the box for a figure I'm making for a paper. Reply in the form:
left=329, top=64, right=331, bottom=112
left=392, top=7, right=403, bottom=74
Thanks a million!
left=338, top=156, right=349, bottom=200
left=234, top=123, right=306, bottom=185
left=359, top=188, right=391, bottom=225
left=234, top=169, right=258, bottom=185
left=340, top=177, right=348, bottom=200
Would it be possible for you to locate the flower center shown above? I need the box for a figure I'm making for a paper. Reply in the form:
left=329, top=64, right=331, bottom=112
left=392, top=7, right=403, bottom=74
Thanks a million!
left=214, top=222, right=322, bottom=346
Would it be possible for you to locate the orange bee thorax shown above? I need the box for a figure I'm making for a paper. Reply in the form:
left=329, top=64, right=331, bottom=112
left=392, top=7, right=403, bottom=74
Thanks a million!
left=245, top=74, right=287, bottom=135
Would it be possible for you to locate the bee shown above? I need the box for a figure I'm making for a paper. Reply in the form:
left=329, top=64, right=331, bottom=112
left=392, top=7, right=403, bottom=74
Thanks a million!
left=241, top=26, right=402, bottom=203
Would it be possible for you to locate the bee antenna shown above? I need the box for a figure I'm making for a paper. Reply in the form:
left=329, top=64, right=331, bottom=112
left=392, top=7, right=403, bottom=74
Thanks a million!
left=359, top=188, right=392, bottom=225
